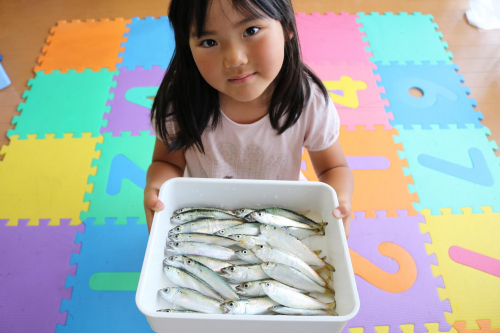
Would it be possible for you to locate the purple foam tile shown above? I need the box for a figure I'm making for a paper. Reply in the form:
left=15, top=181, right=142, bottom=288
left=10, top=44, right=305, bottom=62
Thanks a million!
left=102, top=66, right=166, bottom=136
left=0, top=220, right=84, bottom=333
left=343, top=211, right=451, bottom=333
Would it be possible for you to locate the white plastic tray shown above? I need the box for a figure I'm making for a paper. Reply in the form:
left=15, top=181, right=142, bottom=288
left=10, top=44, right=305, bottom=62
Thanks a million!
left=136, top=178, right=359, bottom=333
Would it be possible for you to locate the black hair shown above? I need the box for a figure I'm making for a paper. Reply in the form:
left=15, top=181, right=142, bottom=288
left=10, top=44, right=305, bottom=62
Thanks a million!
left=151, top=0, right=329, bottom=153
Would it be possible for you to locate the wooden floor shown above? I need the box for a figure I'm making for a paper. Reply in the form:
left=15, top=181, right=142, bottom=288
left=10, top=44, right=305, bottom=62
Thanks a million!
left=1, top=0, right=499, bottom=156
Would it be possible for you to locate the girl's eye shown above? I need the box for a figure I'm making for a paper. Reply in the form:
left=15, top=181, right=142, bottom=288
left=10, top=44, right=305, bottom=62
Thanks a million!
left=201, top=39, right=217, bottom=48
left=243, top=26, right=260, bottom=37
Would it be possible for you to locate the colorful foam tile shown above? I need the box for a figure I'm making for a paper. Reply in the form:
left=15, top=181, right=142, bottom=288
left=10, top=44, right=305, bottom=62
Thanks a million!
left=375, top=62, right=483, bottom=129
left=118, top=16, right=175, bottom=70
left=81, top=131, right=155, bottom=225
left=296, top=12, right=371, bottom=64
left=307, top=61, right=392, bottom=130
left=9, top=69, right=117, bottom=139
left=394, top=125, right=500, bottom=214
left=420, top=208, right=500, bottom=329
left=0, top=134, right=101, bottom=225
left=357, top=12, right=453, bottom=65
left=0, top=220, right=83, bottom=333
left=102, top=66, right=166, bottom=136
left=339, top=126, right=419, bottom=217
left=343, top=210, right=451, bottom=333
left=57, top=219, right=152, bottom=332
left=35, top=18, right=130, bottom=73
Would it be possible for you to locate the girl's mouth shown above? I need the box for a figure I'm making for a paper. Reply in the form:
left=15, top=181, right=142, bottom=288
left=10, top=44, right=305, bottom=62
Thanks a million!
left=228, top=72, right=256, bottom=84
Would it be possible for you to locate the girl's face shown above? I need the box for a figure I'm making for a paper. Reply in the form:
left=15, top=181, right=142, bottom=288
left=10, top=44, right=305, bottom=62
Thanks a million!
left=189, top=0, right=287, bottom=105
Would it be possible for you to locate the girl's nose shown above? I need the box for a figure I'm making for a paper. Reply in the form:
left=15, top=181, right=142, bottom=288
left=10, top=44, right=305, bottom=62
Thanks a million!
left=223, top=44, right=248, bottom=68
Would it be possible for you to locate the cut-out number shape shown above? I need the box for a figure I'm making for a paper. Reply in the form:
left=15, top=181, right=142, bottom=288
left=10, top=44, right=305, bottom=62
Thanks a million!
left=89, top=272, right=140, bottom=291
left=449, top=246, right=500, bottom=278
left=349, top=242, right=417, bottom=293
left=323, top=76, right=367, bottom=108
left=107, top=154, right=146, bottom=195
left=125, top=86, right=159, bottom=109
left=396, top=77, right=458, bottom=108
left=418, top=148, right=494, bottom=186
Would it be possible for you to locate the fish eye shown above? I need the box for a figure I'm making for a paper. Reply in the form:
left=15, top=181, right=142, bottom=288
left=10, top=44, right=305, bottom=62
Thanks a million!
left=229, top=302, right=235, bottom=307
left=258, top=213, right=262, bottom=216
left=266, top=283, right=271, bottom=287
left=244, top=283, right=249, bottom=288
left=169, top=256, right=174, bottom=260
left=175, top=242, right=180, bottom=246
left=219, top=230, right=225, bottom=234
left=166, top=310, right=171, bottom=313
left=242, top=250, right=248, bottom=254
left=187, top=260, right=192, bottom=264
left=236, top=235, right=241, bottom=239
left=266, top=263, right=270, bottom=266
left=259, top=245, right=264, bottom=249
left=175, top=227, right=181, bottom=231
left=230, top=267, right=235, bottom=271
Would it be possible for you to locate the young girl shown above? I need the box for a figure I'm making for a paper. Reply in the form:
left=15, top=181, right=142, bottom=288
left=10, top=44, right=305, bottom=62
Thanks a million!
left=144, top=0, right=354, bottom=237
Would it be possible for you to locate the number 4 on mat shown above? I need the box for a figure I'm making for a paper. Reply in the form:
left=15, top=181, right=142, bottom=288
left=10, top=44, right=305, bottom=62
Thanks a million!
left=418, top=148, right=494, bottom=186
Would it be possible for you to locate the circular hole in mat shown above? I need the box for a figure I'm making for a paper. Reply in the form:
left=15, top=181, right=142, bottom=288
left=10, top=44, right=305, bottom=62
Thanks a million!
left=409, top=87, right=424, bottom=98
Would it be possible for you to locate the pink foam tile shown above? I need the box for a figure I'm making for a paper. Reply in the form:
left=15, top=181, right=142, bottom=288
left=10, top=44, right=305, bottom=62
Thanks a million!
left=0, top=219, right=83, bottom=333
left=307, top=61, right=393, bottom=130
left=296, top=12, right=371, bottom=64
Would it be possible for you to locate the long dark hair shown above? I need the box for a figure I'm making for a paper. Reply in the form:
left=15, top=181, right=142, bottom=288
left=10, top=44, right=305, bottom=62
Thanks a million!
left=152, top=0, right=329, bottom=154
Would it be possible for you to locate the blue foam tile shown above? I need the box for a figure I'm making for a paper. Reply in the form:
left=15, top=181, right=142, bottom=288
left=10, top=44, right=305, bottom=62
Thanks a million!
left=118, top=16, right=175, bottom=70
left=374, top=62, right=483, bottom=129
left=56, top=219, right=153, bottom=332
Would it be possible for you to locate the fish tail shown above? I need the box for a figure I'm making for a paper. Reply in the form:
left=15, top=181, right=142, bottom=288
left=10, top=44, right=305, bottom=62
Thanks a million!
left=313, top=250, right=322, bottom=255
left=315, top=266, right=331, bottom=280
left=318, top=256, right=335, bottom=273
left=324, top=283, right=336, bottom=299
left=327, top=301, right=338, bottom=316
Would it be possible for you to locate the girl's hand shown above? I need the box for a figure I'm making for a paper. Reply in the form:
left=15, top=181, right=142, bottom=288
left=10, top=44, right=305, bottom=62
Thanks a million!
left=144, top=187, right=165, bottom=233
left=333, top=200, right=352, bottom=239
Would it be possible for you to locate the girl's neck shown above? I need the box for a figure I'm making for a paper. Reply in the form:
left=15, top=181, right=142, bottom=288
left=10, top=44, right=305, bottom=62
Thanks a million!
left=218, top=83, right=274, bottom=125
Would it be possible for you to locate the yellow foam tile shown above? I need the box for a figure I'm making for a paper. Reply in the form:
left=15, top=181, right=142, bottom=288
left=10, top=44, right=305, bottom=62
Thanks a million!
left=0, top=134, right=102, bottom=225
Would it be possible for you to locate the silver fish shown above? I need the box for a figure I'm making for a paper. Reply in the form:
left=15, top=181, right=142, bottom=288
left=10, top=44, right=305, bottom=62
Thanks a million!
left=236, top=279, right=305, bottom=297
left=168, top=219, right=243, bottom=235
left=221, top=297, right=278, bottom=315
left=172, top=209, right=243, bottom=223
left=260, top=281, right=335, bottom=311
left=268, top=306, right=337, bottom=316
left=166, top=241, right=238, bottom=261
left=233, top=208, right=256, bottom=218
left=252, top=245, right=326, bottom=287
left=220, top=264, right=269, bottom=283
left=169, top=233, right=240, bottom=247
left=167, top=255, right=239, bottom=301
left=260, top=208, right=319, bottom=227
left=163, top=265, right=224, bottom=301
left=235, top=248, right=262, bottom=264
left=261, top=262, right=333, bottom=296
left=215, top=223, right=261, bottom=237
left=157, top=309, right=203, bottom=314
left=185, top=255, right=233, bottom=272
left=158, top=287, right=223, bottom=314
left=173, top=207, right=237, bottom=216
left=249, top=211, right=321, bottom=230
left=228, top=234, right=267, bottom=249
left=260, top=225, right=334, bottom=271
left=281, top=226, right=324, bottom=239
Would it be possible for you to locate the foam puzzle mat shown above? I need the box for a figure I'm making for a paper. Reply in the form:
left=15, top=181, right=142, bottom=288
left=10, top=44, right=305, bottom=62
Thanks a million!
left=0, top=11, right=499, bottom=333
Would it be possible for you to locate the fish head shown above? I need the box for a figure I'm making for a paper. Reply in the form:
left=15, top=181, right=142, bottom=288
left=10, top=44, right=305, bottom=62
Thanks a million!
left=220, top=265, right=240, bottom=279
left=261, top=262, right=278, bottom=273
left=235, top=249, right=256, bottom=262
left=168, top=234, right=184, bottom=242
left=182, top=256, right=198, bottom=269
left=158, top=287, right=178, bottom=301
left=164, top=255, right=183, bottom=266
left=250, top=210, right=271, bottom=223
left=170, top=215, right=184, bottom=224
left=227, top=234, right=243, bottom=241
left=221, top=300, right=245, bottom=315
left=233, top=208, right=251, bottom=217
left=235, top=282, right=254, bottom=296
left=215, top=228, right=230, bottom=237
left=165, top=241, right=184, bottom=253
left=168, top=225, right=185, bottom=235
left=251, top=244, right=270, bottom=258
left=259, top=281, right=276, bottom=295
